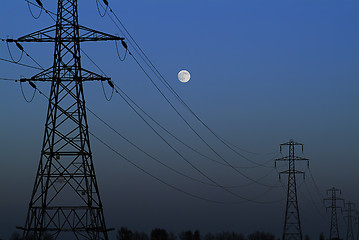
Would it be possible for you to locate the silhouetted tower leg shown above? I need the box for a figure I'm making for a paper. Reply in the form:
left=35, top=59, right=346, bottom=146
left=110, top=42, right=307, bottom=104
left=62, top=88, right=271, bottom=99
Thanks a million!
left=10, top=0, right=123, bottom=239
left=344, top=202, right=356, bottom=240
left=324, top=187, right=344, bottom=240
left=275, top=139, right=309, bottom=240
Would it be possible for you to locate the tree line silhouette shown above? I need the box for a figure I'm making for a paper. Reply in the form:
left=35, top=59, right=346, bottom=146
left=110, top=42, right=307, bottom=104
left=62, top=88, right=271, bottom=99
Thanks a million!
left=2, top=227, right=326, bottom=240
left=116, top=227, right=276, bottom=240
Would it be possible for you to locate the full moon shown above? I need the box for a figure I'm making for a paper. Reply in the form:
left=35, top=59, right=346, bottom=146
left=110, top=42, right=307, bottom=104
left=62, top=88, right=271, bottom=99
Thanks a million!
left=178, top=70, right=190, bottom=83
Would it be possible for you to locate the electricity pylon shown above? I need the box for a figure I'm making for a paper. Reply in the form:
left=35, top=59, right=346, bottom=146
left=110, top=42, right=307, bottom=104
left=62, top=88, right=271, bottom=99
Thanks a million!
left=343, top=202, right=356, bottom=240
left=275, top=139, right=309, bottom=240
left=354, top=212, right=359, bottom=240
left=8, top=0, right=122, bottom=239
left=323, top=187, right=344, bottom=240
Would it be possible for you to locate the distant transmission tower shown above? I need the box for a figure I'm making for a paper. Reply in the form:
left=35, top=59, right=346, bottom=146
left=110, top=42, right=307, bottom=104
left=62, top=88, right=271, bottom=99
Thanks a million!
left=354, top=212, right=359, bottom=240
left=324, top=187, right=344, bottom=240
left=9, top=0, right=122, bottom=239
left=343, top=201, right=356, bottom=240
left=275, top=139, right=309, bottom=240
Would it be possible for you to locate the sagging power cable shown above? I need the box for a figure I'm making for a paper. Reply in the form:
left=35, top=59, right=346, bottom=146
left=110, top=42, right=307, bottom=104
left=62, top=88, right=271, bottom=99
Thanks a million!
left=0, top=57, right=43, bottom=70
left=87, top=106, right=260, bottom=189
left=5, top=1, right=284, bottom=202
left=85, top=20, right=280, bottom=185
left=20, top=79, right=36, bottom=103
left=80, top=48, right=279, bottom=173
left=27, top=0, right=43, bottom=19
left=10, top=0, right=279, bottom=191
left=115, top=38, right=128, bottom=61
left=4, top=39, right=44, bottom=70
left=0, top=77, right=20, bottom=81
left=11, top=76, right=276, bottom=203
left=115, top=82, right=279, bottom=170
left=24, top=0, right=56, bottom=22
left=95, top=0, right=108, bottom=18
left=98, top=1, right=277, bottom=168
left=128, top=50, right=281, bottom=189
left=6, top=40, right=24, bottom=63
left=80, top=49, right=114, bottom=101
left=107, top=74, right=282, bottom=190
left=88, top=82, right=281, bottom=188
left=93, top=77, right=284, bottom=200
left=81, top=46, right=281, bottom=178
left=22, top=80, right=284, bottom=205
left=15, top=1, right=271, bottom=171
left=303, top=179, right=326, bottom=218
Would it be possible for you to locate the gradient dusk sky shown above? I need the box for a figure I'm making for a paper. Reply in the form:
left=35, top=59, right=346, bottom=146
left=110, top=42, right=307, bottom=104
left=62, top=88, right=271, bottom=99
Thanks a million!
left=0, top=1, right=358, bottom=240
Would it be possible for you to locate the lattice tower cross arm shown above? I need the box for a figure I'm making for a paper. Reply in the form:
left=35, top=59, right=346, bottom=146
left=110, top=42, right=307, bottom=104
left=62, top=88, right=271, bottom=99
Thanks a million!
left=6, top=5, right=124, bottom=82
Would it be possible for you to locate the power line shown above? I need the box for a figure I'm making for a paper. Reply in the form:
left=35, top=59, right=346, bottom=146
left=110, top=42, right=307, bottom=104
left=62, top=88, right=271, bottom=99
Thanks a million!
left=112, top=3, right=276, bottom=162
left=5, top=5, right=283, bottom=203
left=7, top=0, right=284, bottom=205
left=115, top=83, right=280, bottom=170
left=3, top=40, right=45, bottom=70
left=110, top=84, right=284, bottom=201
left=80, top=48, right=280, bottom=172
left=26, top=0, right=280, bottom=172
left=110, top=75, right=272, bottom=202
left=128, top=49, right=280, bottom=189
left=25, top=81, right=283, bottom=205
left=89, top=132, right=254, bottom=205
left=302, top=180, right=326, bottom=218
left=307, top=165, right=325, bottom=200
left=80, top=45, right=282, bottom=189
left=0, top=77, right=20, bottom=81
left=221, top=138, right=279, bottom=156
left=26, top=0, right=43, bottom=19
left=20, top=80, right=36, bottom=103
left=6, top=40, right=24, bottom=63
left=95, top=0, right=108, bottom=18
left=0, top=57, right=43, bottom=70
left=99, top=1, right=274, bottom=166
left=24, top=0, right=56, bottom=21
left=87, top=106, right=229, bottom=188
left=88, top=103, right=280, bottom=189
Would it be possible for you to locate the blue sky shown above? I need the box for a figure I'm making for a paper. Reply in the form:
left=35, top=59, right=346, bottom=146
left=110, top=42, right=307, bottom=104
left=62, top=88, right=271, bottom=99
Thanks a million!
left=0, top=0, right=358, bottom=239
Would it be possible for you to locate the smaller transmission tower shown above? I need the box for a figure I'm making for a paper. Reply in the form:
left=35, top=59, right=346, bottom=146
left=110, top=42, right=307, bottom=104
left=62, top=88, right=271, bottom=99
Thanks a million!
left=324, top=187, right=344, bottom=240
left=343, top=202, right=356, bottom=240
left=354, top=212, right=359, bottom=240
left=275, top=139, right=309, bottom=240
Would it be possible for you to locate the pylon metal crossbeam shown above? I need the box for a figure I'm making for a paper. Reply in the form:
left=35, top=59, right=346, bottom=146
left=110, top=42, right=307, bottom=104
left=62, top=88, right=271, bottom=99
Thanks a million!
left=20, top=67, right=111, bottom=82
left=8, top=24, right=123, bottom=42
left=13, top=0, right=120, bottom=239
left=276, top=139, right=309, bottom=240
left=8, top=0, right=122, bottom=83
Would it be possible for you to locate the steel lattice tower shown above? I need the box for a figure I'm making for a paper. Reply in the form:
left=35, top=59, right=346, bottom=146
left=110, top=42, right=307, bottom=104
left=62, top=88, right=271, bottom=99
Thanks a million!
left=344, top=202, right=356, bottom=240
left=354, top=212, right=359, bottom=240
left=275, top=139, right=309, bottom=240
left=324, top=187, right=344, bottom=240
left=10, top=0, right=122, bottom=239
